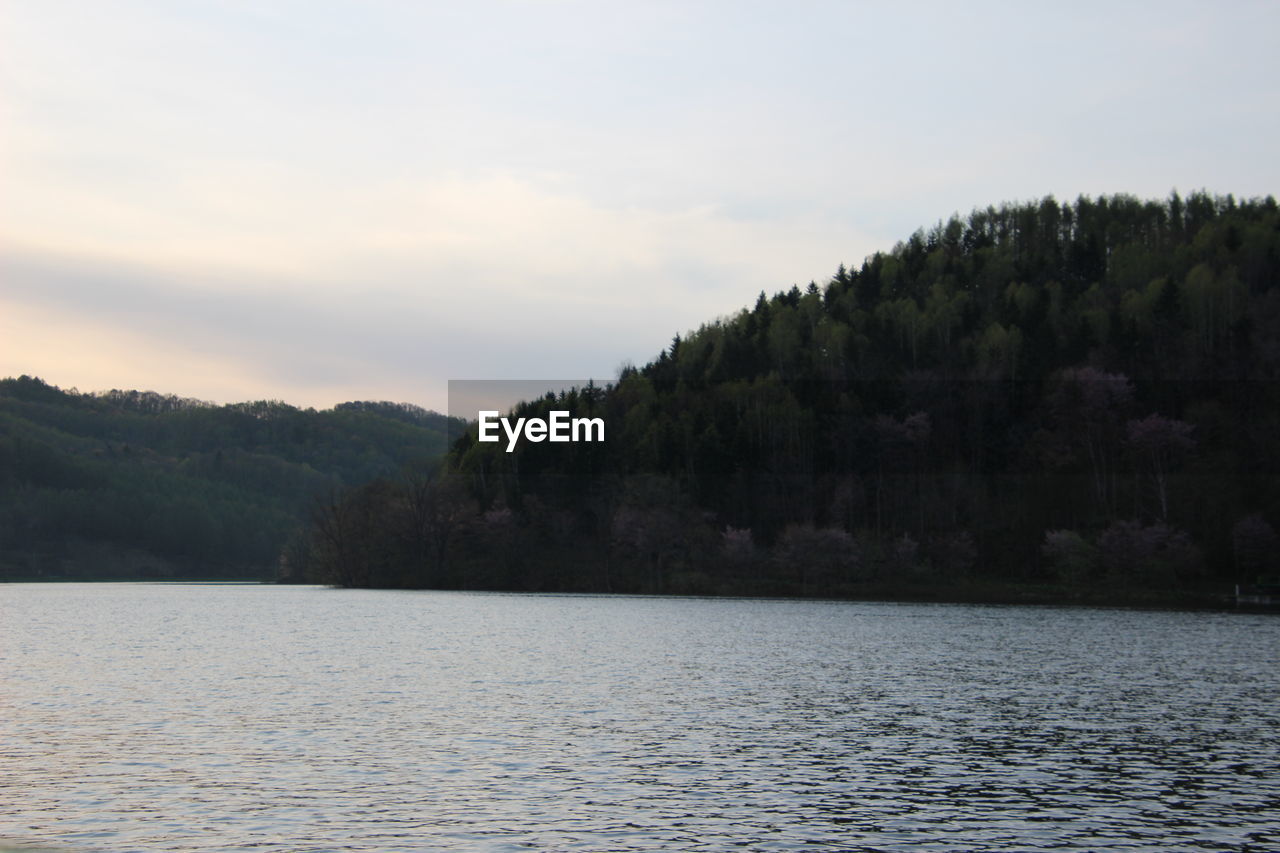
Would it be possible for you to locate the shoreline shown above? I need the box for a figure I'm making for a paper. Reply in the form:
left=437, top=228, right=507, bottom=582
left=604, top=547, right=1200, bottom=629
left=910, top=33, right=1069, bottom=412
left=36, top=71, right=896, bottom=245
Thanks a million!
left=5, top=575, right=1272, bottom=613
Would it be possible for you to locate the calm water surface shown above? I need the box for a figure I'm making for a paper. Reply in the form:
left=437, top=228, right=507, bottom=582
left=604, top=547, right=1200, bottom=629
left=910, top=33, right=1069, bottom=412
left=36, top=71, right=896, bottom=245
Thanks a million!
left=1, top=584, right=1277, bottom=852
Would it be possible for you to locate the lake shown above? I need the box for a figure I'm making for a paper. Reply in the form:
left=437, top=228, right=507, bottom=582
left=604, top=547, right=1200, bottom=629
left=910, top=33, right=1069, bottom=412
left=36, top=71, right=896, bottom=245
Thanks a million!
left=1, top=584, right=1277, bottom=852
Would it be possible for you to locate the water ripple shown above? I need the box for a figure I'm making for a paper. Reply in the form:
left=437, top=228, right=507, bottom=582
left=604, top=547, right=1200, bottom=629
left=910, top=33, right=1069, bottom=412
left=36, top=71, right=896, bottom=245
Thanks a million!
left=1, top=585, right=1278, bottom=852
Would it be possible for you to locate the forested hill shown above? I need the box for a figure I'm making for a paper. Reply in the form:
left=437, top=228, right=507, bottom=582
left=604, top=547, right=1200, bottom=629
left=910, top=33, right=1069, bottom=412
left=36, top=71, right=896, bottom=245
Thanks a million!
left=0, top=376, right=458, bottom=580
left=297, top=191, right=1280, bottom=604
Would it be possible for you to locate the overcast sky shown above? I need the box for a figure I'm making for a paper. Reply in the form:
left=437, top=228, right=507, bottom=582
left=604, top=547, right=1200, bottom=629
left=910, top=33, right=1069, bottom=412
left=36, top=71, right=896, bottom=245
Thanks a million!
left=3, top=1, right=1277, bottom=411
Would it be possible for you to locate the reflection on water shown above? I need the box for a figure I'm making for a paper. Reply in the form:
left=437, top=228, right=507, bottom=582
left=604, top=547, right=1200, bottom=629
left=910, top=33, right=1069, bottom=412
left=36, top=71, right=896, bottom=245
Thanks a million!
left=1, top=584, right=1277, bottom=852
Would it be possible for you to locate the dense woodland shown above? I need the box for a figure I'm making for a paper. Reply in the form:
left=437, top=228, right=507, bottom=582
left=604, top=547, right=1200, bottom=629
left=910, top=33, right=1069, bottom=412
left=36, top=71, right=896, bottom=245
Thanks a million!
left=292, top=191, right=1280, bottom=604
left=0, top=376, right=456, bottom=579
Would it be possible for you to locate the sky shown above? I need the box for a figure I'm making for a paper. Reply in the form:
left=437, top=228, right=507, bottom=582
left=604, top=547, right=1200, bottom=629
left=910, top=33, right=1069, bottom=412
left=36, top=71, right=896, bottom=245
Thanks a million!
left=3, top=1, right=1278, bottom=411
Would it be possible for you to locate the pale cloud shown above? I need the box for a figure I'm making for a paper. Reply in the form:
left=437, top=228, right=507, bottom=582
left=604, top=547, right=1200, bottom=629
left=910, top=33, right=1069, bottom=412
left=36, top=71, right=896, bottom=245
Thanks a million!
left=0, top=172, right=870, bottom=410
left=0, top=299, right=294, bottom=406
left=5, top=158, right=869, bottom=304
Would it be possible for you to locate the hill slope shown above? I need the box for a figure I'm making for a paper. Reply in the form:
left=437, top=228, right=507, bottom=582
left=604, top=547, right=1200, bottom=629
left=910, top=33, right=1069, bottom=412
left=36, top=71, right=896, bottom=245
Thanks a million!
left=293, top=191, right=1280, bottom=603
left=0, top=376, right=458, bottom=580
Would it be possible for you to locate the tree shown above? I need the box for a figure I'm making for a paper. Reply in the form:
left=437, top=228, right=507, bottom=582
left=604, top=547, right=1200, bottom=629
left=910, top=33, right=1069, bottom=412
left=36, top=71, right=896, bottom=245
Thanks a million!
left=1232, top=514, right=1278, bottom=579
left=1048, top=367, right=1133, bottom=515
left=1042, top=529, right=1096, bottom=586
left=403, top=470, right=471, bottom=586
left=1097, top=520, right=1200, bottom=588
left=771, top=523, right=862, bottom=593
left=1126, top=414, right=1195, bottom=521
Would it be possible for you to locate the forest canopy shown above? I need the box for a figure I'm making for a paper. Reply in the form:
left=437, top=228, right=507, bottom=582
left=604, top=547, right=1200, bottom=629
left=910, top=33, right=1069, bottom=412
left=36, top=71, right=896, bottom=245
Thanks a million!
left=0, top=377, right=458, bottom=580
left=290, top=191, right=1280, bottom=604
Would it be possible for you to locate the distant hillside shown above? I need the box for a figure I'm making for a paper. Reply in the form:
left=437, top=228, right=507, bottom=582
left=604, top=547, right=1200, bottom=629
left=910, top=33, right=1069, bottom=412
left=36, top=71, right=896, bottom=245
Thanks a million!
left=0, top=376, right=458, bottom=580
left=296, top=191, right=1280, bottom=604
